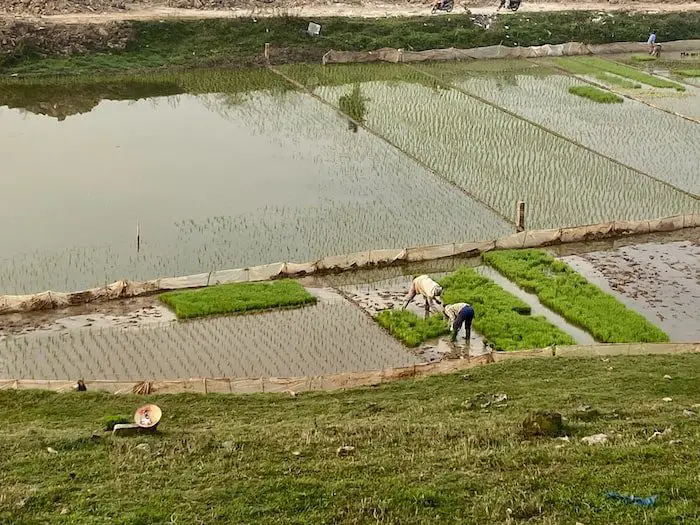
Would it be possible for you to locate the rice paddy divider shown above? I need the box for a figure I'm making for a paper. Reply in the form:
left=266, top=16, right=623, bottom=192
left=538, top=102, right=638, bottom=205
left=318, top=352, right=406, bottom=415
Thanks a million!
left=266, top=64, right=515, bottom=228
left=407, top=62, right=700, bottom=202
left=541, top=58, right=700, bottom=127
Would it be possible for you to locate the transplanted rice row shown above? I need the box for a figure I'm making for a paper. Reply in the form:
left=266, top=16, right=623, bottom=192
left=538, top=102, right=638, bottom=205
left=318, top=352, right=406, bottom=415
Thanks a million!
left=281, top=63, right=700, bottom=229
left=483, top=249, right=669, bottom=343
left=0, top=302, right=418, bottom=381
left=423, top=59, right=700, bottom=197
left=439, top=268, right=575, bottom=351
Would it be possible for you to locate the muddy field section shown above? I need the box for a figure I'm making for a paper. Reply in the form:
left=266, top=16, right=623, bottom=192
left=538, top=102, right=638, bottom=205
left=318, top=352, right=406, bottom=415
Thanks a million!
left=563, top=240, right=700, bottom=342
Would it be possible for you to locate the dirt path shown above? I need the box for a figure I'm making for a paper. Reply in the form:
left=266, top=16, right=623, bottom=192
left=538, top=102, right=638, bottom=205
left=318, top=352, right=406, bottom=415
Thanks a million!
left=2, top=1, right=699, bottom=24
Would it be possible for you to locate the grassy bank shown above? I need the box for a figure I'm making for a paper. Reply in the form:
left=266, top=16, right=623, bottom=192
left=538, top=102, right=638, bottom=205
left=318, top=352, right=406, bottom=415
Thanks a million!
left=483, top=250, right=669, bottom=343
left=160, top=280, right=316, bottom=319
left=568, top=85, right=623, bottom=103
left=2, top=354, right=700, bottom=524
left=440, top=268, right=575, bottom=351
left=3, top=11, right=700, bottom=75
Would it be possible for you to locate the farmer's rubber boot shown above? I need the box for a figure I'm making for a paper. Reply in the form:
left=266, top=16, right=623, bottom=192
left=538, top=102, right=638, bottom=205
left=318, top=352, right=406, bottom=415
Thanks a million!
left=450, top=330, right=457, bottom=343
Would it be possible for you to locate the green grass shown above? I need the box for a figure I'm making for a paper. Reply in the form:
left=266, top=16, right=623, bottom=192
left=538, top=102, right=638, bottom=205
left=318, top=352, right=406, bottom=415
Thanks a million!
left=483, top=250, right=670, bottom=343
left=160, top=280, right=316, bottom=319
left=3, top=11, right=700, bottom=75
left=440, top=268, right=576, bottom=351
left=674, top=68, right=700, bottom=77
left=594, top=71, right=641, bottom=89
left=375, top=310, right=450, bottom=347
left=574, top=56, right=686, bottom=91
left=2, top=354, right=700, bottom=524
left=568, top=85, right=623, bottom=103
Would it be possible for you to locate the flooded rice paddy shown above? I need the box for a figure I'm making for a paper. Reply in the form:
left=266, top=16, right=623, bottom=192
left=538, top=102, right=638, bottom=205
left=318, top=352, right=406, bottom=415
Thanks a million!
left=1, top=59, right=699, bottom=294
left=0, top=291, right=418, bottom=380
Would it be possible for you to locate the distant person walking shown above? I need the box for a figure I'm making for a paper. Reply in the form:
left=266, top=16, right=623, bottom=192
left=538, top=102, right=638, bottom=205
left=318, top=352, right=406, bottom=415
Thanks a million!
left=647, top=30, right=657, bottom=55
left=444, top=302, right=475, bottom=343
left=402, top=275, right=443, bottom=319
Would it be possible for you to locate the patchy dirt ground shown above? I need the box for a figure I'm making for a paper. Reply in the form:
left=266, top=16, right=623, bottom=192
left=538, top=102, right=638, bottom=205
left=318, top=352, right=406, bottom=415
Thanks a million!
left=0, top=295, right=174, bottom=339
left=1, top=0, right=698, bottom=21
left=563, top=239, right=700, bottom=342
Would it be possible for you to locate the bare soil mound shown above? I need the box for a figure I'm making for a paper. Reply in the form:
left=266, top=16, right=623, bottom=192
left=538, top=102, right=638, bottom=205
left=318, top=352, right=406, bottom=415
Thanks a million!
left=0, top=19, right=133, bottom=56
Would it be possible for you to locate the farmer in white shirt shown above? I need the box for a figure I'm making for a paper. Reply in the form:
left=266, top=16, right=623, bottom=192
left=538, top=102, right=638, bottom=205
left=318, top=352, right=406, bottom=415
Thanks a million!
left=647, top=31, right=657, bottom=55
left=402, top=275, right=443, bottom=319
left=444, top=302, right=475, bottom=343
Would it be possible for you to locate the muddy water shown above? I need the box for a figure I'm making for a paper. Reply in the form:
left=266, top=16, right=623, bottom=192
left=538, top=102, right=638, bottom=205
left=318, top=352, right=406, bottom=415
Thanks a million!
left=562, top=240, right=700, bottom=342
left=0, top=290, right=418, bottom=380
left=0, top=75, right=510, bottom=294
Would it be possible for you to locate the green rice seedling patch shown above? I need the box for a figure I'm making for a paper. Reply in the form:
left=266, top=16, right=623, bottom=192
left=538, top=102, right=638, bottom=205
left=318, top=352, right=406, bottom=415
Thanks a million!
left=551, top=57, right=599, bottom=75
left=594, top=72, right=641, bottom=89
left=375, top=310, right=450, bottom=347
left=483, top=249, right=670, bottom=343
left=439, top=268, right=575, bottom=351
left=674, top=69, right=700, bottom=77
left=575, top=57, right=685, bottom=91
left=630, top=55, right=657, bottom=63
left=160, top=280, right=316, bottom=320
left=568, top=85, right=623, bottom=103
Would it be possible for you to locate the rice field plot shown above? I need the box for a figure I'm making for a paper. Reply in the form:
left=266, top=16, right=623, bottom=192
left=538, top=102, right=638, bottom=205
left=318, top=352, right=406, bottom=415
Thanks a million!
left=0, top=300, right=418, bottom=380
left=281, top=63, right=700, bottom=229
left=552, top=57, right=700, bottom=121
left=419, top=61, right=700, bottom=196
left=0, top=72, right=510, bottom=294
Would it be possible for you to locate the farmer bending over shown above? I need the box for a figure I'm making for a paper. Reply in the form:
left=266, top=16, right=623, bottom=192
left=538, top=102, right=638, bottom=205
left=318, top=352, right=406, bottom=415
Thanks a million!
left=444, top=302, right=475, bottom=343
left=403, top=275, right=443, bottom=319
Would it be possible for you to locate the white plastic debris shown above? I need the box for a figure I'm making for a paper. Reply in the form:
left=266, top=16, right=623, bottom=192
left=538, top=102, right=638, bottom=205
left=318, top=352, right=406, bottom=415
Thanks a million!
left=307, top=22, right=321, bottom=37
left=663, top=397, right=673, bottom=402
left=581, top=433, right=609, bottom=445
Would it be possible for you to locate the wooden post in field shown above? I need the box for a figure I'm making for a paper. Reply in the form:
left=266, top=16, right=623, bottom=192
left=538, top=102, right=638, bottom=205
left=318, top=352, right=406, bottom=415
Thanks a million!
left=516, top=201, right=525, bottom=232
left=136, top=220, right=141, bottom=253
left=264, top=43, right=270, bottom=62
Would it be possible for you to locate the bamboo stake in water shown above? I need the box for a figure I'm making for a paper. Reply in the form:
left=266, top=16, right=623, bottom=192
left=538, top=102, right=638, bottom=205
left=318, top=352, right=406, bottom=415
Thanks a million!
left=516, top=201, right=526, bottom=233
left=137, top=220, right=141, bottom=253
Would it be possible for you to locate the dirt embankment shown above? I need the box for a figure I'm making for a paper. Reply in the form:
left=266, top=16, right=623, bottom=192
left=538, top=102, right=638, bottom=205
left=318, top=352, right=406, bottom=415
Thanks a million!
left=2, top=0, right=698, bottom=18
left=0, top=19, right=133, bottom=57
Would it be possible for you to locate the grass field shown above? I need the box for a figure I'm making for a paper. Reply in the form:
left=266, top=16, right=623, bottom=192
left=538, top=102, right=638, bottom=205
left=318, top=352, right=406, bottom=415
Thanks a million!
left=440, top=268, right=576, bottom=351
left=375, top=310, right=450, bottom=347
left=568, top=85, right=623, bottom=103
left=3, top=12, right=700, bottom=75
left=1, top=355, right=699, bottom=524
left=160, top=280, right=316, bottom=319
left=483, top=250, right=670, bottom=343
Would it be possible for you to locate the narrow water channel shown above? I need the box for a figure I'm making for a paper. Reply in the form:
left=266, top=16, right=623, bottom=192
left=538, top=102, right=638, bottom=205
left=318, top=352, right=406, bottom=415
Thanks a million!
left=476, top=266, right=595, bottom=345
